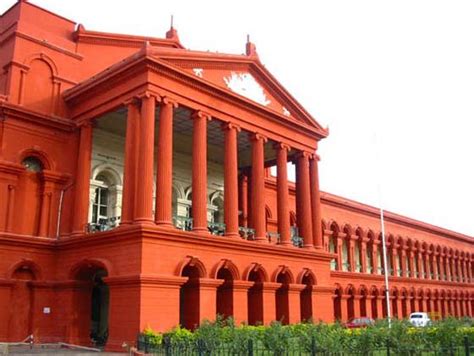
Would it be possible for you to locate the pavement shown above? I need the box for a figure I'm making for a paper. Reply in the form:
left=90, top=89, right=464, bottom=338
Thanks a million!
left=0, top=344, right=125, bottom=355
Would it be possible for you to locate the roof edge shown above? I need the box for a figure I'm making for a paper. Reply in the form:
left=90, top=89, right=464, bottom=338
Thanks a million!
left=73, top=27, right=184, bottom=49
left=320, top=190, right=473, bottom=243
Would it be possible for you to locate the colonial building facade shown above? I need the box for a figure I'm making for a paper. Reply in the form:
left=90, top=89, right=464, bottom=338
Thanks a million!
left=0, top=1, right=472, bottom=350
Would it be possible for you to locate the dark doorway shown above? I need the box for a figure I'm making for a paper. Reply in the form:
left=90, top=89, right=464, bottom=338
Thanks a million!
left=247, top=269, right=264, bottom=325
left=216, top=268, right=234, bottom=319
left=180, top=264, right=201, bottom=330
left=90, top=270, right=109, bottom=346
left=275, top=272, right=290, bottom=324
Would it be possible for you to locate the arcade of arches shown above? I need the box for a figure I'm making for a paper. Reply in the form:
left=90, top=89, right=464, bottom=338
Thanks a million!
left=0, top=1, right=472, bottom=351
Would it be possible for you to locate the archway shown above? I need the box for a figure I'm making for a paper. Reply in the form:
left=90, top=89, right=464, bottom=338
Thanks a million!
left=247, top=265, right=266, bottom=325
left=370, top=287, right=379, bottom=319
left=8, top=265, right=36, bottom=341
left=275, top=269, right=292, bottom=324
left=72, top=263, right=109, bottom=346
left=400, top=289, right=408, bottom=318
left=346, top=285, right=355, bottom=321
left=180, top=262, right=204, bottom=330
left=300, top=270, right=315, bottom=322
left=216, top=266, right=234, bottom=319
left=440, top=291, right=446, bottom=317
left=17, top=156, right=45, bottom=236
left=333, top=286, right=342, bottom=321
left=391, top=289, right=398, bottom=319
left=359, top=286, right=368, bottom=317
left=409, top=288, right=416, bottom=315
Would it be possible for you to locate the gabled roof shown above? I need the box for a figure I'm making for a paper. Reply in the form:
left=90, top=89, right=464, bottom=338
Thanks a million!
left=146, top=46, right=327, bottom=136
left=64, top=42, right=328, bottom=141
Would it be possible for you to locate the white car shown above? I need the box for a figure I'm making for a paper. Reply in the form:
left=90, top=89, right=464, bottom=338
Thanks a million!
left=409, top=312, right=431, bottom=327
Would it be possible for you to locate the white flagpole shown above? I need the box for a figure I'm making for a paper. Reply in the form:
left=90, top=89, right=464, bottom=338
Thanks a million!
left=374, top=132, right=391, bottom=327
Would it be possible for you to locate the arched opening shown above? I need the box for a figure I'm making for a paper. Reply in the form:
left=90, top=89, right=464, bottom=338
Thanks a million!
left=216, top=267, right=234, bottom=319
left=300, top=272, right=315, bottom=322
left=18, top=156, right=44, bottom=235
left=366, top=243, right=373, bottom=273
left=275, top=270, right=291, bottom=324
left=73, top=264, right=109, bottom=347
left=447, top=291, right=453, bottom=316
left=346, top=286, right=355, bottom=321
left=409, top=289, right=416, bottom=315
left=341, top=237, right=349, bottom=271
left=9, top=265, right=36, bottom=341
left=180, top=264, right=202, bottom=330
left=370, top=288, right=378, bottom=319
left=247, top=267, right=265, bottom=325
left=426, top=291, right=432, bottom=313
left=381, top=290, right=388, bottom=318
left=23, top=58, right=54, bottom=113
left=333, top=287, right=342, bottom=321
left=440, top=291, right=446, bottom=317
left=359, top=287, right=368, bottom=317
left=212, top=195, right=224, bottom=224
left=329, top=233, right=337, bottom=270
left=401, top=290, right=408, bottom=318
left=354, top=239, right=363, bottom=272
left=417, top=291, right=424, bottom=312
left=89, top=169, right=121, bottom=231
left=391, top=290, right=398, bottom=319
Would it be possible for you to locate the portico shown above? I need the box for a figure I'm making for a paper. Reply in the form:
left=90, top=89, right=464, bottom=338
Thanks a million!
left=65, top=43, right=326, bottom=249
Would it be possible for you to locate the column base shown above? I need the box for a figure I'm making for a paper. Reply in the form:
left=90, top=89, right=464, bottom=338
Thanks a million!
left=225, top=233, right=240, bottom=239
left=303, top=244, right=315, bottom=249
left=255, top=237, right=268, bottom=243
left=193, top=227, right=209, bottom=234
left=133, top=218, right=155, bottom=226
left=155, top=221, right=174, bottom=228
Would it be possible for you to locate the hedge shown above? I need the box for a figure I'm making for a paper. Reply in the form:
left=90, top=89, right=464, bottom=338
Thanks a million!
left=140, top=316, right=474, bottom=355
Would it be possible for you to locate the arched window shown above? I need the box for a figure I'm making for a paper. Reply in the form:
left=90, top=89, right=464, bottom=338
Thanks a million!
left=354, top=240, right=362, bottom=272
left=22, top=156, right=44, bottom=172
left=366, top=243, right=373, bottom=273
left=329, top=235, right=337, bottom=271
left=342, top=238, right=349, bottom=272
left=92, top=174, right=109, bottom=225
left=18, top=156, right=47, bottom=236
left=377, top=244, right=383, bottom=275
left=89, top=169, right=121, bottom=232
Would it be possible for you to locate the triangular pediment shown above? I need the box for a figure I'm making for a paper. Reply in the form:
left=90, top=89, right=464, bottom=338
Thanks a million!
left=148, top=49, right=327, bottom=134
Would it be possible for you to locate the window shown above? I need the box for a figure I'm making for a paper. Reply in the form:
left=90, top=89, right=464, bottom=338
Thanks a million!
left=88, top=170, right=121, bottom=232
left=92, top=174, right=109, bottom=225
left=22, top=156, right=43, bottom=172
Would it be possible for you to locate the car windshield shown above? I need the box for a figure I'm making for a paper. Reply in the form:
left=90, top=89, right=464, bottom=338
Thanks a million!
left=411, top=315, right=423, bottom=319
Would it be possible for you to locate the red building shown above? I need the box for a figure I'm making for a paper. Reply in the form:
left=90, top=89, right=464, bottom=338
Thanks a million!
left=0, top=1, right=472, bottom=350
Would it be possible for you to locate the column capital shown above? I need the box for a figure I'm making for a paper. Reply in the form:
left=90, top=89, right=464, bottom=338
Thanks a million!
left=161, top=96, right=178, bottom=108
left=77, top=119, right=94, bottom=129
left=191, top=110, right=212, bottom=121
left=137, top=90, right=160, bottom=101
left=273, top=142, right=291, bottom=151
left=221, top=121, right=241, bottom=132
left=122, top=96, right=140, bottom=107
left=291, top=150, right=312, bottom=162
left=249, top=132, right=268, bottom=143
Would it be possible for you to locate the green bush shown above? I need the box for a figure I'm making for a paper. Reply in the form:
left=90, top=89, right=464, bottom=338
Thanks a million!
left=139, top=316, right=474, bottom=354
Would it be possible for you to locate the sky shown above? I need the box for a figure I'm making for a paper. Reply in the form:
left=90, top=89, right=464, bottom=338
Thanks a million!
left=2, top=0, right=473, bottom=236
